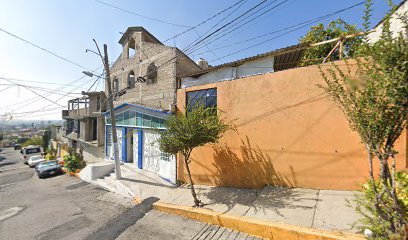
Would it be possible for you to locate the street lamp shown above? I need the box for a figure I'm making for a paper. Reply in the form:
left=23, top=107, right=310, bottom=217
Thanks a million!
left=82, top=71, right=103, bottom=79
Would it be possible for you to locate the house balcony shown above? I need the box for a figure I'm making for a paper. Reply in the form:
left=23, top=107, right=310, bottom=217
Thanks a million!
left=62, top=107, right=97, bottom=119
left=62, top=93, right=105, bottom=119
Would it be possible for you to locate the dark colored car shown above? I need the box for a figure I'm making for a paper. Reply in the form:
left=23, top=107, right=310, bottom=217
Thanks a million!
left=14, top=144, right=22, bottom=150
left=35, top=160, right=63, bottom=178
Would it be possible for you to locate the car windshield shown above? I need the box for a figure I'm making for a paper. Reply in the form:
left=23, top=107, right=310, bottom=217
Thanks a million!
left=31, top=156, right=43, bottom=160
left=38, top=161, right=58, bottom=167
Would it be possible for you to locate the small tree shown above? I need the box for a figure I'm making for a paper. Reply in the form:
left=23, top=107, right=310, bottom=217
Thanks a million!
left=299, top=18, right=363, bottom=66
left=319, top=1, right=408, bottom=238
left=158, top=105, right=230, bottom=207
left=42, top=128, right=51, bottom=151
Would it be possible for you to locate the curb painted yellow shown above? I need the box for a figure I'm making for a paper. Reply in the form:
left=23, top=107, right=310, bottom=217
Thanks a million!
left=153, top=202, right=365, bottom=240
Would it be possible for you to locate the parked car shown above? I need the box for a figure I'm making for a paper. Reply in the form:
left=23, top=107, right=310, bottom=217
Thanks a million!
left=21, top=145, right=43, bottom=163
left=14, top=144, right=22, bottom=150
left=28, top=155, right=46, bottom=167
left=35, top=160, right=63, bottom=178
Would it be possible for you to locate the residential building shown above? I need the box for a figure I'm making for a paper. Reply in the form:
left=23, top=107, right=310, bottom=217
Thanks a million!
left=177, top=45, right=407, bottom=190
left=104, top=27, right=201, bottom=184
left=61, top=91, right=106, bottom=163
left=367, top=0, right=408, bottom=43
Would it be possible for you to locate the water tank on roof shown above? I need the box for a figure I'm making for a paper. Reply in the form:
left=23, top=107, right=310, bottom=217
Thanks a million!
left=196, top=58, right=209, bottom=70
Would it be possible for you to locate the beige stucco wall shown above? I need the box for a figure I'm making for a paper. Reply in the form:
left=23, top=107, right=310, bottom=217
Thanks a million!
left=176, top=60, right=407, bottom=190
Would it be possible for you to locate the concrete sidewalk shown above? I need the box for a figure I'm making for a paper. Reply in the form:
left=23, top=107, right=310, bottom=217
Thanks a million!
left=88, top=164, right=361, bottom=234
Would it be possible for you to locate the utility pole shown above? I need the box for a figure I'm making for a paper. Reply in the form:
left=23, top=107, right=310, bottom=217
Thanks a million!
left=93, top=40, right=121, bottom=180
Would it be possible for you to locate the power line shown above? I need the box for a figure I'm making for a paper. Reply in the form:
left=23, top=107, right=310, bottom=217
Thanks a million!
left=0, top=76, right=82, bottom=87
left=182, top=0, right=269, bottom=55
left=0, top=83, right=83, bottom=96
left=187, top=0, right=291, bottom=55
left=94, top=0, right=191, bottom=28
left=86, top=69, right=104, bottom=92
left=1, top=77, right=65, bottom=107
left=190, top=0, right=249, bottom=62
left=207, top=1, right=366, bottom=63
left=0, top=106, right=64, bottom=117
left=0, top=27, right=97, bottom=74
left=11, top=76, right=98, bottom=119
left=0, top=85, right=15, bottom=93
left=194, top=1, right=365, bottom=56
left=106, top=1, right=272, bottom=99
left=1, top=66, right=103, bottom=109
left=103, top=0, right=251, bottom=83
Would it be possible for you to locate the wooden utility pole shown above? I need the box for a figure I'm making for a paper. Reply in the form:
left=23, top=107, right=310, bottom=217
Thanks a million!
left=93, top=40, right=121, bottom=180
left=103, top=44, right=122, bottom=180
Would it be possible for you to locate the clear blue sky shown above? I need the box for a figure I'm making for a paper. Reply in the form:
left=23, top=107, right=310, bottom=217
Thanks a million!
left=0, top=0, right=399, bottom=120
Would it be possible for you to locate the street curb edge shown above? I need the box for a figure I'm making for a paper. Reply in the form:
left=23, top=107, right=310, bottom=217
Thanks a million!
left=153, top=202, right=364, bottom=240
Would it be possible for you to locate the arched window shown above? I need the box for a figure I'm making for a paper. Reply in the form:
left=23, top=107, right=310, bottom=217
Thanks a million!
left=128, top=38, right=136, bottom=58
left=146, top=63, right=157, bottom=84
left=128, top=71, right=135, bottom=88
left=113, top=77, right=119, bottom=92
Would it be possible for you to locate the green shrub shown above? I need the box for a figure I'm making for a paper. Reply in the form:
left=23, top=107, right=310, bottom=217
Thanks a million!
left=354, top=172, right=408, bottom=239
left=45, top=153, right=55, bottom=160
left=63, top=154, right=86, bottom=173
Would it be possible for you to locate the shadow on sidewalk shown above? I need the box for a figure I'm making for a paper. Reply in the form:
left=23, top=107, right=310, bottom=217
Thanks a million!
left=121, top=177, right=174, bottom=189
left=201, top=136, right=305, bottom=214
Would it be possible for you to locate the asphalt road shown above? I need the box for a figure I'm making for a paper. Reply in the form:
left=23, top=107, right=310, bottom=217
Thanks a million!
left=0, top=148, right=260, bottom=240
left=0, top=148, right=131, bottom=240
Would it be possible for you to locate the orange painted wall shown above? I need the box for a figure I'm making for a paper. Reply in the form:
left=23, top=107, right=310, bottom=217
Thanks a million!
left=176, top=61, right=407, bottom=190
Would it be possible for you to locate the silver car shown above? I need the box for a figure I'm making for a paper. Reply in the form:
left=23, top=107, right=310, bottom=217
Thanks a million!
left=27, top=155, right=46, bottom=167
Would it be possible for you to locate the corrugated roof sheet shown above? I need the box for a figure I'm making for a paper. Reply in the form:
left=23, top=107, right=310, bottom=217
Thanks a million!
left=182, top=42, right=310, bottom=78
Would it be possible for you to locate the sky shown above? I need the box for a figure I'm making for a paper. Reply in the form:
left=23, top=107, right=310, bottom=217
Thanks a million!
left=0, top=0, right=400, bottom=120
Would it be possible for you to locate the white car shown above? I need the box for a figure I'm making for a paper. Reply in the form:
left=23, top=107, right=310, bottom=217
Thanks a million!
left=28, top=155, right=46, bottom=167
left=21, top=146, right=43, bottom=164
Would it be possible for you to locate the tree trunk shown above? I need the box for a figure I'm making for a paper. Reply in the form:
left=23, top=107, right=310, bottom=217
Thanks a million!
left=183, top=152, right=201, bottom=207
left=366, top=145, right=382, bottom=210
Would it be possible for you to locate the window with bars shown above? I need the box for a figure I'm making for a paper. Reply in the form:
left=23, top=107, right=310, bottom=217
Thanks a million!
left=106, top=127, right=112, bottom=146
left=161, top=152, right=170, bottom=161
left=186, top=88, right=217, bottom=112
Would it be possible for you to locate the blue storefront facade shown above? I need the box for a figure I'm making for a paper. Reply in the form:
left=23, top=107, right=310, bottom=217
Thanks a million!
left=104, top=103, right=176, bottom=184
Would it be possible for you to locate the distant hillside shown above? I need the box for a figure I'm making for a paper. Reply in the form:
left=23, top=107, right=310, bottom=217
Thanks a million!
left=0, top=120, right=61, bottom=130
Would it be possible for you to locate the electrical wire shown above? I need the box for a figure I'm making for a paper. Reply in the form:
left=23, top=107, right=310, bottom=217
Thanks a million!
left=1, top=77, right=65, bottom=107
left=207, top=1, right=366, bottom=63
left=0, top=77, right=83, bottom=87
left=193, top=1, right=365, bottom=56
left=186, top=0, right=292, bottom=55
left=94, top=0, right=191, bottom=28
left=12, top=76, right=98, bottom=119
left=0, top=27, right=98, bottom=74
left=1, top=66, right=103, bottom=109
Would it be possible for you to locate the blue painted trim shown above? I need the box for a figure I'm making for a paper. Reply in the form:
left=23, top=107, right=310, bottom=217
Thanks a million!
left=159, top=176, right=177, bottom=186
left=137, top=130, right=143, bottom=169
left=105, top=125, right=108, bottom=156
left=122, top=128, right=127, bottom=163
left=103, top=102, right=171, bottom=116
left=105, top=124, right=166, bottom=130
